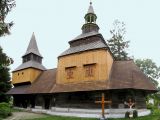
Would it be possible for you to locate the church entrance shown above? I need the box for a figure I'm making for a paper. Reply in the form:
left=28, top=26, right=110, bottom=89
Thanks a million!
left=30, top=95, right=35, bottom=108
left=44, top=96, right=51, bottom=109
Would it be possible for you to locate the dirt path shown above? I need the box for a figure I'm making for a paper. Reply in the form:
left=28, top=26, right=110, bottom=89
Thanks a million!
left=4, top=111, right=47, bottom=120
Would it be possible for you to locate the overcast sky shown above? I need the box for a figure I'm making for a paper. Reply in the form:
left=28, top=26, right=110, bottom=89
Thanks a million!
left=0, top=0, right=160, bottom=78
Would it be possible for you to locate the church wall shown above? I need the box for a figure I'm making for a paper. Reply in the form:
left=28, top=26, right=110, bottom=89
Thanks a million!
left=106, top=51, right=113, bottom=78
left=57, top=49, right=113, bottom=84
left=135, top=91, right=147, bottom=108
left=12, top=68, right=42, bottom=84
left=12, top=90, right=147, bottom=109
left=54, top=92, right=102, bottom=109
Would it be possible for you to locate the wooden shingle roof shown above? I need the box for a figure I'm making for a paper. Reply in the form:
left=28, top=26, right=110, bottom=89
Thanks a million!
left=109, top=61, right=157, bottom=91
left=59, top=40, right=107, bottom=57
left=7, top=61, right=157, bottom=95
left=13, top=61, right=46, bottom=72
left=23, top=33, right=42, bottom=57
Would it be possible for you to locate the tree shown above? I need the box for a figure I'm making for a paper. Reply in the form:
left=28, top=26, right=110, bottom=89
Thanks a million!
left=0, top=0, right=15, bottom=36
left=135, top=59, right=160, bottom=88
left=108, top=19, right=130, bottom=60
left=0, top=47, right=13, bottom=103
left=135, top=59, right=160, bottom=108
left=0, top=0, right=15, bottom=103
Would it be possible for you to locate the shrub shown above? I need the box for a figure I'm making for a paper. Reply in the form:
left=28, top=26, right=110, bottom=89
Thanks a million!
left=152, top=109, right=160, bottom=115
left=0, top=102, right=12, bottom=118
left=147, top=103, right=157, bottom=110
left=133, top=110, right=138, bottom=118
left=125, top=111, right=130, bottom=118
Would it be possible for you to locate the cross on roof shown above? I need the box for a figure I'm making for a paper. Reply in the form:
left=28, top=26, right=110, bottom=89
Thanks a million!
left=95, top=93, right=112, bottom=119
left=90, top=0, right=92, bottom=5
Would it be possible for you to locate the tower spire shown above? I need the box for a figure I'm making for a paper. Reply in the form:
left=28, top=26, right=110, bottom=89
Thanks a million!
left=88, top=0, right=94, bottom=14
left=81, top=1, right=99, bottom=33
left=22, top=32, right=43, bottom=64
left=23, top=32, right=42, bottom=57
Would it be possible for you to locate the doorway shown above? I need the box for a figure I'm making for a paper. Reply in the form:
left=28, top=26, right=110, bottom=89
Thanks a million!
left=44, top=97, right=50, bottom=109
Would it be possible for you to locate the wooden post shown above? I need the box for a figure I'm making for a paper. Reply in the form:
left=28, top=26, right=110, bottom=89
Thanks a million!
left=95, top=93, right=112, bottom=119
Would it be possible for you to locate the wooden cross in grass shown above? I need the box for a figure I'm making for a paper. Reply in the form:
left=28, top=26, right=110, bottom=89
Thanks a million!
left=95, top=93, right=112, bottom=119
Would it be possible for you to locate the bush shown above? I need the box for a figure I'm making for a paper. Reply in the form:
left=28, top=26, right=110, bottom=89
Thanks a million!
left=125, top=111, right=130, bottom=118
left=152, top=109, right=160, bottom=115
left=133, top=110, right=138, bottom=118
left=0, top=102, right=12, bottom=118
left=147, top=103, right=157, bottom=110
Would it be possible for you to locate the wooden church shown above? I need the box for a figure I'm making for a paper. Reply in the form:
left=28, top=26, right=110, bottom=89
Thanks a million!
left=7, top=2, right=157, bottom=110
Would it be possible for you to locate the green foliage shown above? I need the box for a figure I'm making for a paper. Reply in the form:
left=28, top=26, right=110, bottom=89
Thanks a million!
left=0, top=0, right=15, bottom=36
left=147, top=103, right=157, bottom=110
left=0, top=47, right=13, bottom=103
left=0, top=0, right=15, bottom=104
left=152, top=109, right=160, bottom=115
left=135, top=59, right=160, bottom=109
left=0, top=102, right=12, bottom=118
left=135, top=59, right=160, bottom=87
left=108, top=19, right=130, bottom=60
left=146, top=93, right=160, bottom=109
left=133, top=110, right=138, bottom=118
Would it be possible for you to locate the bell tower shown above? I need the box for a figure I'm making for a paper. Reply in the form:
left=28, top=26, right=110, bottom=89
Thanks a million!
left=12, top=33, right=46, bottom=85
left=56, top=2, right=113, bottom=84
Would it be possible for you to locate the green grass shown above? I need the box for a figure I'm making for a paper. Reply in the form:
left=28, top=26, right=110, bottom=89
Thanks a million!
left=26, top=115, right=96, bottom=120
left=26, top=114, right=160, bottom=120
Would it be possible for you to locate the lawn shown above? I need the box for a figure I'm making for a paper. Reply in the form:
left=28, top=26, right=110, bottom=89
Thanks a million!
left=26, top=114, right=160, bottom=120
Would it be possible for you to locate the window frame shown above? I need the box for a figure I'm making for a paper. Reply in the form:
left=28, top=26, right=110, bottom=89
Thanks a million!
left=65, top=66, right=76, bottom=79
left=83, top=63, right=96, bottom=77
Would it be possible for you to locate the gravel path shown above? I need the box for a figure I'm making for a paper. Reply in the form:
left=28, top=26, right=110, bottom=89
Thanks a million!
left=4, top=111, right=47, bottom=120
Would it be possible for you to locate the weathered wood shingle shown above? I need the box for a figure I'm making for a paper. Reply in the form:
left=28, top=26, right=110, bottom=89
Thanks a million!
left=7, top=61, right=157, bottom=95
left=13, top=61, right=46, bottom=72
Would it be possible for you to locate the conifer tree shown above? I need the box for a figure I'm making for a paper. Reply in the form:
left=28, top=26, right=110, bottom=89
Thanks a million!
left=0, top=0, right=15, bottom=102
left=0, top=47, right=13, bottom=102
left=0, top=0, right=15, bottom=36
left=108, top=19, right=130, bottom=60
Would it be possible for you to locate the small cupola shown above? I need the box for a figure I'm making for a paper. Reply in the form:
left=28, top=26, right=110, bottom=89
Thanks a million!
left=82, top=2, right=99, bottom=34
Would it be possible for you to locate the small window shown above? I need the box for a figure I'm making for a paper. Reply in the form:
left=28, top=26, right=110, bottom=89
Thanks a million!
left=22, top=72, right=24, bottom=75
left=18, top=73, right=19, bottom=76
left=84, top=64, right=96, bottom=77
left=91, top=16, right=94, bottom=23
left=65, top=66, right=76, bottom=79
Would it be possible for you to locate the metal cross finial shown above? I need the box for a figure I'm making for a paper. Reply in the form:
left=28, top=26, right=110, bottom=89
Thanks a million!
left=90, top=0, right=92, bottom=5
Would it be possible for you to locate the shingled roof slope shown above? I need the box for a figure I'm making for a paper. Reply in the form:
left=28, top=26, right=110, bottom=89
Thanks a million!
left=7, top=69, right=56, bottom=94
left=71, top=31, right=99, bottom=42
left=13, top=61, right=46, bottom=72
left=6, top=85, right=30, bottom=95
left=7, top=61, right=157, bottom=95
left=27, top=68, right=56, bottom=94
left=109, top=60, right=157, bottom=91
left=59, top=40, right=107, bottom=57
left=51, top=80, right=109, bottom=93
